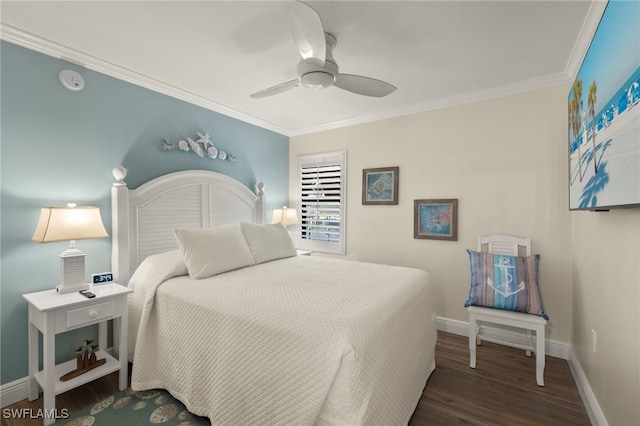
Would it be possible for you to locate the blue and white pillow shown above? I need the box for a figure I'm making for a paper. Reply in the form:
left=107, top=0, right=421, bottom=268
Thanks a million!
left=464, top=249, right=548, bottom=319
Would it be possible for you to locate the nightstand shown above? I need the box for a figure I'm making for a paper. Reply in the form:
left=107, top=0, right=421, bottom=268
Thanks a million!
left=23, top=283, right=132, bottom=425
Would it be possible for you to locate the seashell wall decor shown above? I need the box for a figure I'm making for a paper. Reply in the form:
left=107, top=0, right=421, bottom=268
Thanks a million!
left=161, top=131, right=238, bottom=162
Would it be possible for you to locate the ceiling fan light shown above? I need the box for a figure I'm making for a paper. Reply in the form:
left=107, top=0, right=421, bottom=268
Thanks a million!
left=301, top=71, right=335, bottom=89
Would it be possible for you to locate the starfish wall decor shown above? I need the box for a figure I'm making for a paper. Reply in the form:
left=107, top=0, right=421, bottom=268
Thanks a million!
left=161, top=131, right=238, bottom=162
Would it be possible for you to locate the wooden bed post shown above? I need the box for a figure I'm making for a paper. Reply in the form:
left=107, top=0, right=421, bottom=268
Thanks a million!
left=111, top=166, right=129, bottom=285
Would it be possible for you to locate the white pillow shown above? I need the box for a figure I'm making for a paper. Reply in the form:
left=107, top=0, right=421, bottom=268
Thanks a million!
left=174, top=225, right=255, bottom=279
left=240, top=222, right=297, bottom=264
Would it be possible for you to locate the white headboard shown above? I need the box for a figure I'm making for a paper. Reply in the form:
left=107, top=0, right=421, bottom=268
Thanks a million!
left=110, top=166, right=265, bottom=284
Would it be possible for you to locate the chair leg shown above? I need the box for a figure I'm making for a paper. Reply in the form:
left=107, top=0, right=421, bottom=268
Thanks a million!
left=535, top=324, right=545, bottom=386
left=526, top=329, right=533, bottom=357
left=469, top=313, right=477, bottom=368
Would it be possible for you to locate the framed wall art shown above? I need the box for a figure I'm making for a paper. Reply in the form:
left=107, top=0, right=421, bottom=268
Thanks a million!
left=362, top=167, right=399, bottom=205
left=414, top=199, right=458, bottom=241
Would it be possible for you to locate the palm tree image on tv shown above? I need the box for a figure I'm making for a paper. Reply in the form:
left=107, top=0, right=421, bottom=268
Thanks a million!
left=569, top=79, right=583, bottom=183
left=568, top=0, right=640, bottom=210
left=587, top=81, right=598, bottom=175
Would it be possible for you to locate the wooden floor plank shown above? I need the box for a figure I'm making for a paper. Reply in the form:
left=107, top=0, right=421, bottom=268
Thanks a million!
left=410, top=332, right=591, bottom=426
left=1, top=332, right=590, bottom=425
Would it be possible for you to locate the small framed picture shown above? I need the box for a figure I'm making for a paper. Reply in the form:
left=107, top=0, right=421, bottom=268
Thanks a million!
left=362, top=167, right=399, bottom=205
left=414, top=199, right=458, bottom=241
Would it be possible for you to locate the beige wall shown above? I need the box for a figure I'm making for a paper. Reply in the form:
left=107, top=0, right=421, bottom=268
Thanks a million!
left=290, top=86, right=572, bottom=342
left=571, top=210, right=640, bottom=425
left=289, top=84, right=640, bottom=425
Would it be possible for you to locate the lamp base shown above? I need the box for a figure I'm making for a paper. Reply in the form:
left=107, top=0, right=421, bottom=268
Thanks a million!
left=57, top=283, right=89, bottom=294
left=59, top=246, right=86, bottom=293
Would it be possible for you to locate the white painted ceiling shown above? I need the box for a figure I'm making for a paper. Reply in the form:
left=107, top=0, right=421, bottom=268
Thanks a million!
left=1, top=1, right=598, bottom=136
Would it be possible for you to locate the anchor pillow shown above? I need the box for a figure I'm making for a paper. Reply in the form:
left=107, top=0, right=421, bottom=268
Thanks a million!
left=464, top=249, right=548, bottom=319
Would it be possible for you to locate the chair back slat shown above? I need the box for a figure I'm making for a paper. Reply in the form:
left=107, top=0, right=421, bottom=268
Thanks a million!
left=477, top=235, right=531, bottom=256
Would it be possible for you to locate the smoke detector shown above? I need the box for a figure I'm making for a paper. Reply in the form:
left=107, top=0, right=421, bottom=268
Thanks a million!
left=58, top=70, right=85, bottom=92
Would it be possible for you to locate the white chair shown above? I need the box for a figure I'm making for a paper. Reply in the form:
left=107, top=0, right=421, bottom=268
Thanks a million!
left=467, top=235, right=547, bottom=386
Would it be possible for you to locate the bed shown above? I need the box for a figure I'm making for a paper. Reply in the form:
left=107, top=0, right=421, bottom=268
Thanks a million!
left=110, top=166, right=437, bottom=425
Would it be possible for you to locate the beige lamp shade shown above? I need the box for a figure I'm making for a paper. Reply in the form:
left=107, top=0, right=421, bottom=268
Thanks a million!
left=32, top=205, right=108, bottom=243
left=271, top=207, right=298, bottom=226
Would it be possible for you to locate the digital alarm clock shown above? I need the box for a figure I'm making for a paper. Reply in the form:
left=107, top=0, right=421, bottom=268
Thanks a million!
left=92, top=272, right=113, bottom=284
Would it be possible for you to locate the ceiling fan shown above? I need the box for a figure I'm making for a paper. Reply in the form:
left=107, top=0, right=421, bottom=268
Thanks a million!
left=250, top=1, right=397, bottom=99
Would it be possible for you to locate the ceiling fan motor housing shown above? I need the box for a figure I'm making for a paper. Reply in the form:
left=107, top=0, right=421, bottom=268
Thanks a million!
left=298, top=59, right=338, bottom=89
left=298, top=32, right=338, bottom=89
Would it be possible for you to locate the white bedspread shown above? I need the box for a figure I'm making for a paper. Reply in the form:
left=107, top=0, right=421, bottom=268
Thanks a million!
left=128, top=254, right=436, bottom=425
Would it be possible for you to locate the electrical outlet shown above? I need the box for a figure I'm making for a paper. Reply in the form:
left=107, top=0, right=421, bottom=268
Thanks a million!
left=591, top=329, right=597, bottom=353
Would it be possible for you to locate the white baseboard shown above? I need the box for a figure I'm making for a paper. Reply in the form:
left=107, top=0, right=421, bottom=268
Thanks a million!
left=0, top=376, right=30, bottom=408
left=437, top=315, right=605, bottom=426
left=436, top=315, right=569, bottom=359
left=568, top=347, right=608, bottom=426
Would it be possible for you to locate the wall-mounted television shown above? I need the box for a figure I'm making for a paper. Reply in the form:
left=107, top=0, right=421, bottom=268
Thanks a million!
left=568, top=0, right=640, bottom=211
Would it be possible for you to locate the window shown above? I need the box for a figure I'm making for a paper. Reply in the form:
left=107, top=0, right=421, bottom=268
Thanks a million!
left=297, top=151, right=347, bottom=254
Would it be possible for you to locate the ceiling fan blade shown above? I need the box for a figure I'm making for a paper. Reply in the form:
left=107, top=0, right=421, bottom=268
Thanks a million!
left=290, top=1, right=326, bottom=65
left=250, top=79, right=301, bottom=99
left=334, top=74, right=397, bottom=97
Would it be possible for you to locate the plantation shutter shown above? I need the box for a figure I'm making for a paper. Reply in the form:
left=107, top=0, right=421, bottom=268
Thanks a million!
left=297, top=151, right=347, bottom=254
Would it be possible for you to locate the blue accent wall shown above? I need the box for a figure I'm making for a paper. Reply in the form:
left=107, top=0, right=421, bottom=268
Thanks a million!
left=0, top=41, right=289, bottom=385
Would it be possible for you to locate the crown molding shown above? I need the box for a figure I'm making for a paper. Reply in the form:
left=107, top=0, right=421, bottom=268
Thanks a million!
left=0, top=25, right=290, bottom=137
left=289, top=72, right=572, bottom=136
left=2, top=23, right=578, bottom=139
left=564, top=0, right=608, bottom=80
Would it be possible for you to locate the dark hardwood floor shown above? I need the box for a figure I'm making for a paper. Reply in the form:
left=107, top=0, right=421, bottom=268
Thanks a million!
left=410, top=332, right=591, bottom=425
left=2, top=332, right=590, bottom=425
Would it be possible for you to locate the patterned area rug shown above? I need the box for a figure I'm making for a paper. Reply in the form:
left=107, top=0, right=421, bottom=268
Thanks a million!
left=62, top=388, right=210, bottom=425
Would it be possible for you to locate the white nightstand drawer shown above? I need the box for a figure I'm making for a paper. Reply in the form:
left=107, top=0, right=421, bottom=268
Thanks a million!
left=67, top=301, right=114, bottom=328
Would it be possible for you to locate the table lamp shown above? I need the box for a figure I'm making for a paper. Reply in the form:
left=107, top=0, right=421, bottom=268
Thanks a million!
left=32, top=203, right=108, bottom=294
left=271, top=206, right=298, bottom=226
